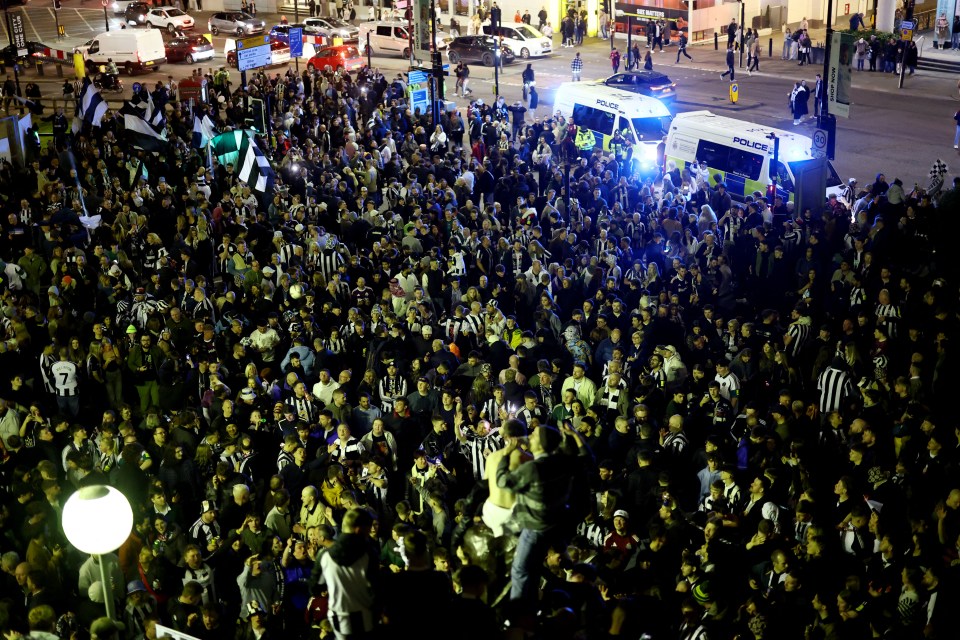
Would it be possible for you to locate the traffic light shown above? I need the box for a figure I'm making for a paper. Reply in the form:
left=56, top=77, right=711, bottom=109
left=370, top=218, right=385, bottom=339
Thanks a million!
left=54, top=0, right=61, bottom=9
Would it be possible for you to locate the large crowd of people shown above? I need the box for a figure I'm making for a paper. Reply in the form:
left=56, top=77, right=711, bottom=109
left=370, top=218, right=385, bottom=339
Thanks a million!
left=0, top=23, right=959, bottom=640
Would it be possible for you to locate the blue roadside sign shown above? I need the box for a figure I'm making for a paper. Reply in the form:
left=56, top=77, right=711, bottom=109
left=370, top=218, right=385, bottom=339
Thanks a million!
left=408, top=70, right=429, bottom=84
left=289, top=26, right=303, bottom=58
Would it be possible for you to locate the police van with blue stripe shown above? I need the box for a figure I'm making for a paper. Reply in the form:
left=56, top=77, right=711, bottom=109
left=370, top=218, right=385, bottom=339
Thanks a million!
left=553, top=82, right=671, bottom=172
left=665, top=111, right=844, bottom=203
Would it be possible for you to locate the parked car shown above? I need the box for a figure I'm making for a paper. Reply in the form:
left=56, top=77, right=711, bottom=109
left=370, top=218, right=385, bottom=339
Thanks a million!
left=124, top=2, right=151, bottom=26
left=302, top=16, right=359, bottom=40
left=225, top=39, right=290, bottom=67
left=307, top=45, right=363, bottom=71
left=446, top=35, right=515, bottom=67
left=357, top=21, right=451, bottom=60
left=164, top=33, right=214, bottom=64
left=481, top=22, right=552, bottom=58
left=602, top=70, right=677, bottom=102
left=111, top=0, right=138, bottom=16
left=208, top=11, right=266, bottom=36
left=145, top=7, right=195, bottom=33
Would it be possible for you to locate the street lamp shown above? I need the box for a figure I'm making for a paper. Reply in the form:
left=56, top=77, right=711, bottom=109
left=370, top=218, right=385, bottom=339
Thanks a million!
left=738, top=0, right=745, bottom=68
left=101, top=0, right=110, bottom=32
left=62, top=486, right=133, bottom=622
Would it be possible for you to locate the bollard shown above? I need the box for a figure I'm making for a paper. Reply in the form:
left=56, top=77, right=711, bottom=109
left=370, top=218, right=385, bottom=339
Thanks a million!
left=714, top=32, right=719, bottom=50
left=769, top=38, right=773, bottom=57
left=56, top=62, right=63, bottom=77
left=36, top=59, right=44, bottom=76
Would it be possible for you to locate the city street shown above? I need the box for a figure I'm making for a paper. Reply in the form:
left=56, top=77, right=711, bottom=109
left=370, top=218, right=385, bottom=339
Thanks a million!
left=5, top=3, right=957, bottom=188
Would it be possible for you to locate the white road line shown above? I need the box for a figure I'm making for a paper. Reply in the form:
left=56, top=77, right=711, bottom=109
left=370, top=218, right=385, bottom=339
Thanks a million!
left=19, top=8, right=43, bottom=42
left=75, top=8, right=95, bottom=32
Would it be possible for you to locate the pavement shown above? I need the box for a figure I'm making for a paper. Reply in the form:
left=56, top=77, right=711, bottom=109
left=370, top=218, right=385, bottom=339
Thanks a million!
left=5, top=4, right=958, bottom=188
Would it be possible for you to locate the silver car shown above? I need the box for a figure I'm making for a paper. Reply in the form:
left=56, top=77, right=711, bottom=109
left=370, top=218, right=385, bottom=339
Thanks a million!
left=208, top=11, right=266, bottom=36
left=302, top=17, right=359, bottom=40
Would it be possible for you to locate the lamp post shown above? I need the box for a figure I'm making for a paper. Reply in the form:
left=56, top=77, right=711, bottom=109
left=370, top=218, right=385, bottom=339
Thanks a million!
left=101, top=0, right=109, bottom=32
left=62, top=486, right=133, bottom=622
left=738, top=0, right=745, bottom=68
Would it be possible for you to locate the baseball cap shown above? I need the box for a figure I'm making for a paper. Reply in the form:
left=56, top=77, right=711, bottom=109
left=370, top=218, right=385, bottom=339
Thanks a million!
left=613, top=509, right=630, bottom=519
left=200, top=500, right=215, bottom=514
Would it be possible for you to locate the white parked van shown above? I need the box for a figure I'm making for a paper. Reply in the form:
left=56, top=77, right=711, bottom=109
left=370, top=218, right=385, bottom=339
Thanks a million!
left=552, top=82, right=671, bottom=168
left=664, top=111, right=844, bottom=203
left=75, top=29, right=166, bottom=75
left=481, top=22, right=552, bottom=58
left=357, top=20, right=451, bottom=60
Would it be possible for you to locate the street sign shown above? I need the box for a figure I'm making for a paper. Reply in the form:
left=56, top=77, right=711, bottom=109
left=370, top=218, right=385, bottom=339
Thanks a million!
left=237, top=44, right=272, bottom=72
left=408, top=70, right=429, bottom=84
left=729, top=81, right=738, bottom=104
left=812, top=128, right=828, bottom=159
left=237, top=35, right=270, bottom=51
left=900, top=20, right=914, bottom=41
left=411, top=87, right=429, bottom=116
left=11, top=14, right=27, bottom=57
left=289, top=27, right=303, bottom=58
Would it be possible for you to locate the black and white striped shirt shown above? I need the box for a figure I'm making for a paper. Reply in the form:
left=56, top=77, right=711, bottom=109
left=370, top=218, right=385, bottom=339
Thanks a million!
left=875, top=303, right=901, bottom=338
left=481, top=398, right=506, bottom=425
left=49, top=360, right=81, bottom=397
left=786, top=322, right=812, bottom=359
left=285, top=395, right=318, bottom=423
left=817, top=366, right=856, bottom=414
left=188, top=518, right=221, bottom=546
left=277, top=449, right=295, bottom=472
left=316, top=249, right=345, bottom=281
left=378, top=376, right=408, bottom=412
left=459, top=430, right=504, bottom=481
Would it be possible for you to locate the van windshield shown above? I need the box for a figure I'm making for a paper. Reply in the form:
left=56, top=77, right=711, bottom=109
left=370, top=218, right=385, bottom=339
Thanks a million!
left=515, top=24, right=544, bottom=39
left=630, top=117, right=667, bottom=142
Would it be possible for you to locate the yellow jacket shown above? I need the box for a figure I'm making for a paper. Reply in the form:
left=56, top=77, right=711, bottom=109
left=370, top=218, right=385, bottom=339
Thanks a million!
left=575, top=127, right=595, bottom=151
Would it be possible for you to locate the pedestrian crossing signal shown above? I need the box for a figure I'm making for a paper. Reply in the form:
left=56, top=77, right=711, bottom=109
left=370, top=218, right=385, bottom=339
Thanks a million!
left=54, top=0, right=62, bottom=9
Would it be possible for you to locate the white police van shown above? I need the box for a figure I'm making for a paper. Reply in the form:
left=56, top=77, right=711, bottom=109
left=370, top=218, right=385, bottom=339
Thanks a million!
left=664, top=111, right=844, bottom=203
left=552, top=82, right=672, bottom=170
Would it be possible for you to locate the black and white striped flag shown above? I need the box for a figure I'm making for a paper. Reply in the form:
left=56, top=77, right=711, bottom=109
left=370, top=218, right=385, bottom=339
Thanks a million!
left=121, top=89, right=167, bottom=152
left=211, top=130, right=275, bottom=194
left=72, top=78, right=108, bottom=134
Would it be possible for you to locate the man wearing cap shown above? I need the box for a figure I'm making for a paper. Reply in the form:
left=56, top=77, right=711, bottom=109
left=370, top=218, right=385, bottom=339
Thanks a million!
left=188, top=502, right=222, bottom=553
left=603, top=509, right=640, bottom=562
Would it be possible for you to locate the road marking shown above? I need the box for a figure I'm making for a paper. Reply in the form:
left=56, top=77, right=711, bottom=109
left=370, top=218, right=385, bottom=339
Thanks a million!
left=75, top=8, right=95, bottom=32
left=19, top=8, right=43, bottom=42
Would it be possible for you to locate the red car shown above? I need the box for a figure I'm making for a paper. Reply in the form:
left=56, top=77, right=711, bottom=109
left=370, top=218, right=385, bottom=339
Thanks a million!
left=307, top=45, right=363, bottom=72
left=164, top=33, right=214, bottom=64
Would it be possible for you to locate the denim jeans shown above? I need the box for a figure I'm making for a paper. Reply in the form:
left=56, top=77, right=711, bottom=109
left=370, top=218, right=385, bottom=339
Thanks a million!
left=954, top=125, right=960, bottom=146
left=511, top=528, right=552, bottom=601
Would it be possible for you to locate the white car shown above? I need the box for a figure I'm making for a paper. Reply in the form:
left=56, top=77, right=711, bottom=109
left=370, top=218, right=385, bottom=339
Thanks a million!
left=111, top=0, right=138, bottom=15
left=145, top=7, right=195, bottom=33
left=302, top=17, right=359, bottom=40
